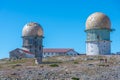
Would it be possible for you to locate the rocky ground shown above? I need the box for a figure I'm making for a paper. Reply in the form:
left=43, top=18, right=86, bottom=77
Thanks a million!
left=0, top=55, right=120, bottom=80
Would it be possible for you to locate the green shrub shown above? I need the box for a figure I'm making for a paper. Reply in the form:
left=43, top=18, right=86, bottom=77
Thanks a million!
left=11, top=64, right=22, bottom=68
left=98, top=64, right=109, bottom=67
left=71, top=77, right=79, bottom=80
left=0, top=65, right=2, bottom=69
left=49, top=64, right=59, bottom=67
left=74, top=61, right=79, bottom=64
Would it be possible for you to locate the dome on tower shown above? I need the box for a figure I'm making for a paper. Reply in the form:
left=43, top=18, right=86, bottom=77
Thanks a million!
left=22, top=22, right=43, bottom=36
left=86, top=12, right=111, bottom=30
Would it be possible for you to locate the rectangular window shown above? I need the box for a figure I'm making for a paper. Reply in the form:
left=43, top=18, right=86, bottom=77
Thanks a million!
left=29, top=39, right=33, bottom=44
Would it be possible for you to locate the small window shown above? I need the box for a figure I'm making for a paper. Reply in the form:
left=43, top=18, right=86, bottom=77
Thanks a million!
left=39, top=46, right=41, bottom=50
left=29, top=39, right=33, bottom=44
left=97, top=35, right=100, bottom=40
left=48, top=53, right=49, bottom=55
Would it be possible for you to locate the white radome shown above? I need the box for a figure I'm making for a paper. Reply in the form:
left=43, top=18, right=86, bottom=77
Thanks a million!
left=22, top=22, right=43, bottom=36
left=86, top=12, right=111, bottom=30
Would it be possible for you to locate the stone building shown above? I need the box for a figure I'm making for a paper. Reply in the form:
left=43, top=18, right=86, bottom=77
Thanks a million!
left=10, top=22, right=44, bottom=64
left=22, top=22, right=44, bottom=64
left=9, top=48, right=34, bottom=59
left=43, top=48, right=79, bottom=57
left=85, top=12, right=112, bottom=55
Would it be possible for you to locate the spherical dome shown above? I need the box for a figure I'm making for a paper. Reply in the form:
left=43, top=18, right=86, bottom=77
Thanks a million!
left=86, top=12, right=111, bottom=30
left=22, top=22, right=43, bottom=36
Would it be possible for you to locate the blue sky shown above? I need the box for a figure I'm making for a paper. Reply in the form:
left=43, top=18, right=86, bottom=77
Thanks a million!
left=0, top=0, right=120, bottom=59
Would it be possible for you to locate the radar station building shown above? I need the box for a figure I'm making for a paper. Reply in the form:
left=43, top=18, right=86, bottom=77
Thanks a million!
left=22, top=22, right=44, bottom=64
left=9, top=22, right=79, bottom=62
left=85, top=12, right=112, bottom=55
left=10, top=22, right=44, bottom=64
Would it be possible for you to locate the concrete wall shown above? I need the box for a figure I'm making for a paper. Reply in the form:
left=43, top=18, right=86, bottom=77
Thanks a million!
left=66, top=50, right=78, bottom=56
left=86, top=29, right=110, bottom=41
left=86, top=29, right=111, bottom=55
left=43, top=50, right=78, bottom=57
left=86, top=41, right=111, bottom=55
left=22, top=36, right=43, bottom=64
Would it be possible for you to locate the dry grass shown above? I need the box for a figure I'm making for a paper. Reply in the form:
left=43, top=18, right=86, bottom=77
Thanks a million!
left=0, top=55, right=120, bottom=80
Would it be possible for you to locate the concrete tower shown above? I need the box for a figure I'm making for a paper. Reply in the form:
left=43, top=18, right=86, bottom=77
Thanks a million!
left=85, top=12, right=111, bottom=55
left=22, top=22, right=43, bottom=64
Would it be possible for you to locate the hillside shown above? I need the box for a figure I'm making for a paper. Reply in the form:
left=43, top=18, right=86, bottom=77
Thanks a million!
left=0, top=55, right=120, bottom=80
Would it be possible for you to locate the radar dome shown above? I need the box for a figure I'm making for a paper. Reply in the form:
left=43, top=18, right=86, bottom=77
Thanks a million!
left=22, top=22, right=43, bottom=36
left=86, top=12, right=111, bottom=30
